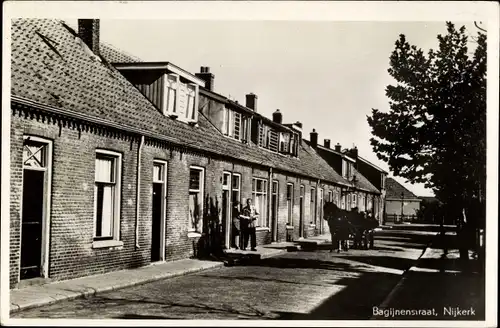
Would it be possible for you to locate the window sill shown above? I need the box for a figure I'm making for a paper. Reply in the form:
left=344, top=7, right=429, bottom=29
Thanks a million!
left=256, top=227, right=270, bottom=232
left=92, top=240, right=123, bottom=249
left=188, top=231, right=202, bottom=238
left=308, top=224, right=316, bottom=228
left=286, top=225, right=294, bottom=230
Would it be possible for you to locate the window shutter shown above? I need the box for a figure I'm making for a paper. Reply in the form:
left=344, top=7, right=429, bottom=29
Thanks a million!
left=269, top=130, right=279, bottom=152
left=234, top=112, right=241, bottom=140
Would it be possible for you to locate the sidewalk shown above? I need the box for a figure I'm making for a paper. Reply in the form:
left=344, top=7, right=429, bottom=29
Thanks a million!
left=373, top=233, right=485, bottom=320
left=10, top=235, right=330, bottom=315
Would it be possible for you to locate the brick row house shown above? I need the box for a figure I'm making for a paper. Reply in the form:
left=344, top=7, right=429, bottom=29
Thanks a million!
left=8, top=19, right=385, bottom=288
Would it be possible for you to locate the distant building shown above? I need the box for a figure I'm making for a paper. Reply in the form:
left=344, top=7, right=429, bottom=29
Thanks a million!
left=384, top=178, right=422, bottom=222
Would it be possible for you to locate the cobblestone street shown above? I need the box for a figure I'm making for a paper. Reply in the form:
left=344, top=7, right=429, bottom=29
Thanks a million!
left=13, top=233, right=427, bottom=320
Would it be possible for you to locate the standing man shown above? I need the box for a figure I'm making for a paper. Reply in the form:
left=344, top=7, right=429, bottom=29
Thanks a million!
left=241, top=198, right=259, bottom=251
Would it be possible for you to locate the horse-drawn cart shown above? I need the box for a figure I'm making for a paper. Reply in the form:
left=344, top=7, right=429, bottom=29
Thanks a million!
left=324, top=202, right=379, bottom=252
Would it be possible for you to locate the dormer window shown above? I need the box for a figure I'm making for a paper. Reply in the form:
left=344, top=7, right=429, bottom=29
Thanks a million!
left=342, top=159, right=353, bottom=179
left=278, top=132, right=299, bottom=156
left=259, top=124, right=278, bottom=152
left=222, top=107, right=249, bottom=142
left=114, top=62, right=204, bottom=125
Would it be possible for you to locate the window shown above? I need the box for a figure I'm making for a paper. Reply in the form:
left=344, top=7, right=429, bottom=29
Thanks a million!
left=189, top=167, right=205, bottom=233
left=347, top=194, right=351, bottom=210
left=231, top=173, right=241, bottom=204
left=164, top=74, right=178, bottom=116
left=279, top=132, right=290, bottom=153
left=286, top=183, right=294, bottom=226
left=186, top=83, right=198, bottom=121
left=222, top=107, right=248, bottom=142
left=252, top=178, right=268, bottom=227
left=310, top=187, right=316, bottom=225
left=352, top=194, right=357, bottom=209
left=94, top=150, right=122, bottom=240
left=341, top=194, right=346, bottom=209
left=328, top=190, right=333, bottom=203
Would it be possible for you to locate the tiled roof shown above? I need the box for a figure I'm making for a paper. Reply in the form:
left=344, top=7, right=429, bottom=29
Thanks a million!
left=351, top=167, right=380, bottom=194
left=100, top=42, right=142, bottom=63
left=11, top=19, right=351, bottom=187
left=385, top=178, right=419, bottom=199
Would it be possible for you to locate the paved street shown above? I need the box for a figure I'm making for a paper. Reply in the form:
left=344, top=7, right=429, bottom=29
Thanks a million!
left=13, top=231, right=429, bottom=320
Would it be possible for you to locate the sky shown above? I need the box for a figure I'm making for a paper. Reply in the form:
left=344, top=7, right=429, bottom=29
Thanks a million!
left=65, top=18, right=481, bottom=197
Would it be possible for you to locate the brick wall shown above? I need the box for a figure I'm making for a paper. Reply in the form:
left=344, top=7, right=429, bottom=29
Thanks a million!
left=10, top=109, right=342, bottom=288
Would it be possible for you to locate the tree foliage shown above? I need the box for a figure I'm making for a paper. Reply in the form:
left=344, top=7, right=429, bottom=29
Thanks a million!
left=367, top=22, right=486, bottom=228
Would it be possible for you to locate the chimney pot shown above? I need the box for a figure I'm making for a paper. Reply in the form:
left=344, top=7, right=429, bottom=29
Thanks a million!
left=78, top=19, right=100, bottom=55
left=272, top=109, right=283, bottom=124
left=310, top=129, right=318, bottom=148
left=195, top=66, right=215, bottom=91
left=334, top=143, right=342, bottom=152
left=245, top=93, right=258, bottom=112
left=324, top=139, right=331, bottom=148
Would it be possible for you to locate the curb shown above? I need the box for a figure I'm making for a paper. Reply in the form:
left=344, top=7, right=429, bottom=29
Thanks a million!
left=11, top=249, right=288, bottom=315
left=10, top=261, right=226, bottom=314
left=370, top=232, right=438, bottom=319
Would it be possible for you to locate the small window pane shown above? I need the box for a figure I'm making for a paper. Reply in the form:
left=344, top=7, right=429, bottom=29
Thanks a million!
left=95, top=157, right=114, bottom=183
left=189, top=169, right=201, bottom=190
left=153, top=163, right=163, bottom=182
left=232, top=175, right=240, bottom=190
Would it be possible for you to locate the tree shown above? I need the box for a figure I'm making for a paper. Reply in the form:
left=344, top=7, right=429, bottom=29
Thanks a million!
left=367, top=22, right=486, bottom=259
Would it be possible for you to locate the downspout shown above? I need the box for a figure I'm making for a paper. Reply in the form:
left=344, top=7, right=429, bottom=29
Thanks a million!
left=135, top=135, right=145, bottom=249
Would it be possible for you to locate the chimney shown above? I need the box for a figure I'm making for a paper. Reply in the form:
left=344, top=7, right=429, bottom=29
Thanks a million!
left=246, top=93, right=258, bottom=111
left=334, top=143, right=342, bottom=152
left=310, top=129, right=318, bottom=148
left=350, top=146, right=359, bottom=158
left=294, top=121, right=303, bottom=129
left=324, top=139, right=331, bottom=149
left=78, top=19, right=100, bottom=55
left=195, top=66, right=215, bottom=91
left=272, top=109, right=283, bottom=124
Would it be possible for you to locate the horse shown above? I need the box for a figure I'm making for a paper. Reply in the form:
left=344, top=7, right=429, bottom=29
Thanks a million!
left=324, top=202, right=354, bottom=253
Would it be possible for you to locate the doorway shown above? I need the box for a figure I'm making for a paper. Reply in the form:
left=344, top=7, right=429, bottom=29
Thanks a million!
left=299, top=185, right=304, bottom=238
left=151, top=161, right=167, bottom=262
left=20, top=137, right=52, bottom=280
left=222, top=172, right=231, bottom=249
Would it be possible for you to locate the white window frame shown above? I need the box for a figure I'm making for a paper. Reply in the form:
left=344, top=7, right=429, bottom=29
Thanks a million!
left=21, top=135, right=53, bottom=278
left=188, top=166, right=205, bottom=234
left=352, top=193, right=357, bottom=209
left=232, top=173, right=241, bottom=204
left=93, top=149, right=122, bottom=248
left=153, top=160, right=168, bottom=261
left=310, top=187, right=316, bottom=225
left=163, top=73, right=179, bottom=117
left=328, top=190, right=333, bottom=203
left=186, top=83, right=199, bottom=123
left=252, top=177, right=268, bottom=228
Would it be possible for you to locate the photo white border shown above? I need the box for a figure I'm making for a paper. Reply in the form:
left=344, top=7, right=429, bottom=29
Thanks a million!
left=2, top=1, right=498, bottom=327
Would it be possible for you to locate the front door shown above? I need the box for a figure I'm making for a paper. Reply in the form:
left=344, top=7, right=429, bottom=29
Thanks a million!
left=20, top=138, right=51, bottom=280
left=151, top=183, right=163, bottom=262
left=151, top=161, right=167, bottom=262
